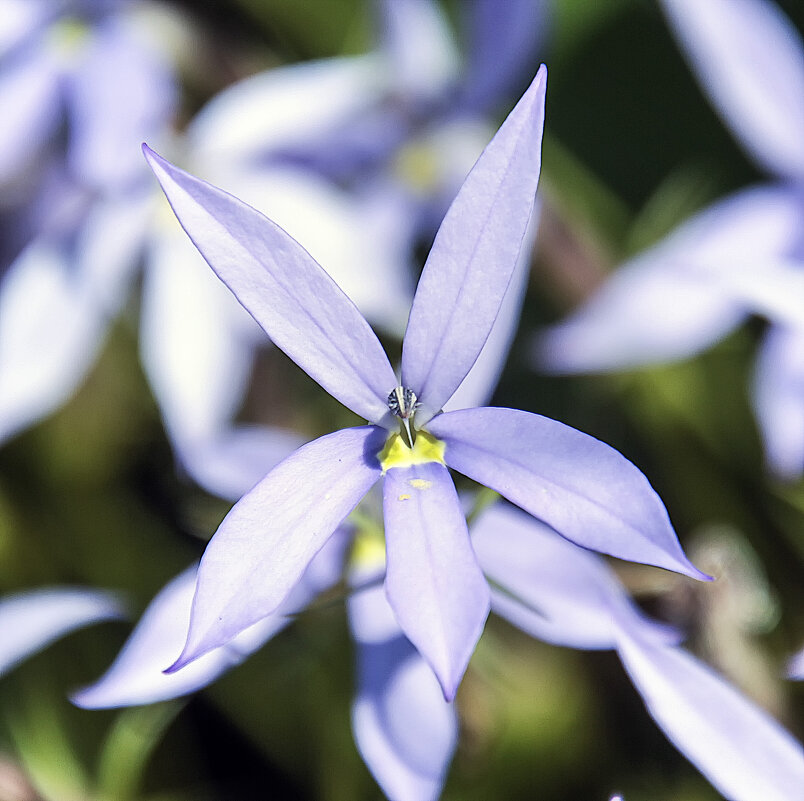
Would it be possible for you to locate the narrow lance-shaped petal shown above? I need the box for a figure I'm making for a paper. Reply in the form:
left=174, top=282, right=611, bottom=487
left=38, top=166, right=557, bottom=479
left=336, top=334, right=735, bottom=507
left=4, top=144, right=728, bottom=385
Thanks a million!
left=75, top=567, right=265, bottom=708
left=444, top=209, right=538, bottom=412
left=0, top=45, right=61, bottom=184
left=538, top=185, right=803, bottom=374
left=428, top=407, right=708, bottom=579
left=401, top=66, right=547, bottom=423
left=140, top=224, right=259, bottom=449
left=352, top=637, right=456, bottom=801
left=537, top=251, right=747, bottom=373
left=616, top=626, right=804, bottom=801
left=169, top=426, right=385, bottom=672
left=0, top=240, right=106, bottom=445
left=715, top=259, right=804, bottom=329
left=187, top=56, right=385, bottom=166
left=378, top=0, right=459, bottom=101
left=660, top=0, right=804, bottom=181
left=68, top=18, right=177, bottom=189
left=143, top=145, right=397, bottom=425
left=349, top=563, right=457, bottom=801
left=472, top=504, right=678, bottom=651
left=179, top=426, right=306, bottom=502
left=472, top=503, right=803, bottom=800
left=75, top=190, right=155, bottom=315
left=189, top=164, right=414, bottom=335
left=0, top=588, right=124, bottom=678
left=383, top=460, right=490, bottom=700
left=74, top=531, right=349, bottom=708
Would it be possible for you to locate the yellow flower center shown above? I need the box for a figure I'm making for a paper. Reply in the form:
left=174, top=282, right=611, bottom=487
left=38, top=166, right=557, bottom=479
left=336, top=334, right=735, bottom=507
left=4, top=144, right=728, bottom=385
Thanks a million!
left=378, top=430, right=446, bottom=473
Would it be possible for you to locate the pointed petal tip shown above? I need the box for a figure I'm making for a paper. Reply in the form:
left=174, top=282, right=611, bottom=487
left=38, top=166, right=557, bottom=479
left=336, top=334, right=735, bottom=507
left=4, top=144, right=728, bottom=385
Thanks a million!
left=142, top=143, right=171, bottom=173
left=431, top=408, right=714, bottom=581
left=382, top=462, right=489, bottom=704
left=661, top=557, right=712, bottom=584
left=160, top=625, right=243, bottom=676
left=677, top=558, right=714, bottom=583
left=163, top=651, right=192, bottom=675
left=418, top=606, right=487, bottom=703
left=142, top=143, right=164, bottom=176
left=401, top=62, right=547, bottom=413
left=138, top=146, right=395, bottom=421
left=525, top=64, right=548, bottom=105
left=440, top=681, right=457, bottom=704
left=430, top=600, right=490, bottom=703
left=163, top=636, right=207, bottom=674
left=427, top=638, right=478, bottom=703
left=70, top=685, right=118, bottom=711
left=69, top=688, right=95, bottom=710
left=383, top=580, right=483, bottom=704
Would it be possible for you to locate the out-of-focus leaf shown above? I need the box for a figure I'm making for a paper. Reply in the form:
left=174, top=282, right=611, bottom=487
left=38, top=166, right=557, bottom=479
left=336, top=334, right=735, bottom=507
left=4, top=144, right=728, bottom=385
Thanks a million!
left=96, top=702, right=184, bottom=801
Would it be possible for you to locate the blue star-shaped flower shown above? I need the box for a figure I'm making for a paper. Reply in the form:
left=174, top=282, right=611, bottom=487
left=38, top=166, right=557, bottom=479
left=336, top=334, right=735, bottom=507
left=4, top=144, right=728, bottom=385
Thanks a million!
left=143, top=66, right=704, bottom=701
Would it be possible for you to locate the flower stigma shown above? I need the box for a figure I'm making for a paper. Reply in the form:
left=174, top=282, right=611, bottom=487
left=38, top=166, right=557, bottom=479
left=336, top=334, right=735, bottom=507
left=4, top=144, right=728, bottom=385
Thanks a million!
left=387, top=386, right=420, bottom=447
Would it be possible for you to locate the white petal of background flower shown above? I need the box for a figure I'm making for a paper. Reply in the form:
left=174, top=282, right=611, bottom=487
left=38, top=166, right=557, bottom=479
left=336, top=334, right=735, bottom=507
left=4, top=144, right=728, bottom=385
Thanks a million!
left=661, top=0, right=804, bottom=180
left=0, top=588, right=123, bottom=677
